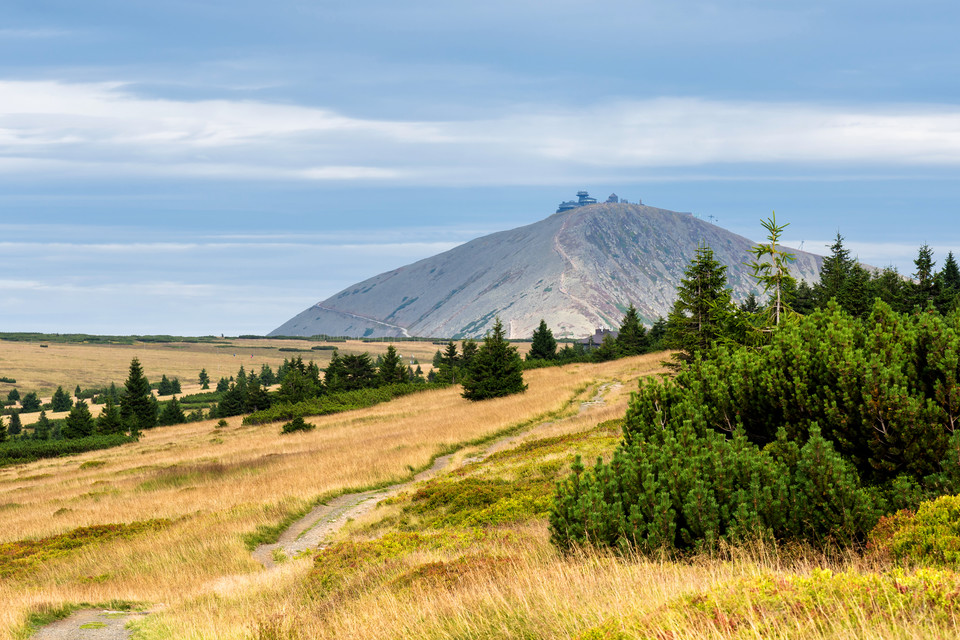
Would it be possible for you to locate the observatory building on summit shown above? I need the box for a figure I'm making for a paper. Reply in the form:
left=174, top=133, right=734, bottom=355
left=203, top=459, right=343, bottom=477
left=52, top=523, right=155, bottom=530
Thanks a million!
left=556, top=190, right=640, bottom=213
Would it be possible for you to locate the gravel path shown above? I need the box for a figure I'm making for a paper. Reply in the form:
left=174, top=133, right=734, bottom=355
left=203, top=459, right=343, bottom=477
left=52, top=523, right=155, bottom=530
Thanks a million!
left=252, top=452, right=454, bottom=568
left=33, top=609, right=148, bottom=640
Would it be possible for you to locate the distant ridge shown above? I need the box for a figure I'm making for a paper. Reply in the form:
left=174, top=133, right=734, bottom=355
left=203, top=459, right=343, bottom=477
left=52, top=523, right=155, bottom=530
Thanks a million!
left=270, top=200, right=822, bottom=339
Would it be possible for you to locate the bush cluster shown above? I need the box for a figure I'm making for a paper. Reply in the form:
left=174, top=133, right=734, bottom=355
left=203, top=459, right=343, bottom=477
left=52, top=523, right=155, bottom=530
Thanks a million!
left=551, top=300, right=960, bottom=553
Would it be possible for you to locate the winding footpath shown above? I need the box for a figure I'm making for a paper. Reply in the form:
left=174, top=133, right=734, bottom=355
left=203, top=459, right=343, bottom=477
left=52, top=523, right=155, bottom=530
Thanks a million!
left=34, top=382, right=619, bottom=638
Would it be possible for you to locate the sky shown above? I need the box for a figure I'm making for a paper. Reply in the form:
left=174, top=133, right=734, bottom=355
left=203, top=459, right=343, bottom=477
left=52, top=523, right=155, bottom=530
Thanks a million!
left=2, top=0, right=960, bottom=335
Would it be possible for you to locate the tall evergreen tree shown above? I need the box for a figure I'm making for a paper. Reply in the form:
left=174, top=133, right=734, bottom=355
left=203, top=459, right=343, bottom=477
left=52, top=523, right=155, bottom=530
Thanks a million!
left=158, top=396, right=187, bottom=426
left=74, top=384, right=82, bottom=399
left=97, top=396, right=124, bottom=435
left=462, top=318, right=527, bottom=401
left=911, top=243, right=938, bottom=310
left=324, top=350, right=347, bottom=392
left=120, top=357, right=157, bottom=434
left=157, top=374, right=174, bottom=396
left=63, top=400, right=95, bottom=438
left=259, top=364, right=276, bottom=386
left=7, top=411, right=22, bottom=436
left=591, top=333, right=621, bottom=362
left=198, top=368, right=211, bottom=389
left=34, top=411, right=51, bottom=440
left=20, top=391, right=41, bottom=413
left=461, top=340, right=479, bottom=371
left=938, top=251, right=960, bottom=313
left=6, top=388, right=19, bottom=404
left=746, top=212, right=796, bottom=326
left=814, top=233, right=855, bottom=309
left=647, top=317, right=667, bottom=351
left=868, top=266, right=908, bottom=314
left=665, top=245, right=733, bottom=363
left=436, top=341, right=461, bottom=383
left=51, top=386, right=73, bottom=412
left=340, top=354, right=378, bottom=390
left=616, top=305, right=648, bottom=356
left=378, top=345, right=408, bottom=385
left=529, top=319, right=559, bottom=360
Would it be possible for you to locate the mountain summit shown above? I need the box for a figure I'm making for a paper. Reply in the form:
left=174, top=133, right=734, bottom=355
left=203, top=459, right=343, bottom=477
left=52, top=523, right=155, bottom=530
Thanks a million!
left=270, top=200, right=822, bottom=339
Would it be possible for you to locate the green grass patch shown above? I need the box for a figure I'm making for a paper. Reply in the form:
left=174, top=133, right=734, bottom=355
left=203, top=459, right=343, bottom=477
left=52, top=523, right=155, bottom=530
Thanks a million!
left=79, top=621, right=107, bottom=629
left=0, top=521, right=170, bottom=580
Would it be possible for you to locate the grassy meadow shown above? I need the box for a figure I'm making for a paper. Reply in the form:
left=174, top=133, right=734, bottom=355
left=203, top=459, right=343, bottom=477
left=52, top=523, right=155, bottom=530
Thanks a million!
left=0, top=349, right=653, bottom=639
left=4, top=342, right=959, bottom=639
left=0, top=337, right=458, bottom=399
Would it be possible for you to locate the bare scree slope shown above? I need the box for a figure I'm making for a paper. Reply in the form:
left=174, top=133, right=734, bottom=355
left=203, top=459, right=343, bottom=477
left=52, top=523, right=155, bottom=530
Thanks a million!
left=270, top=202, right=822, bottom=339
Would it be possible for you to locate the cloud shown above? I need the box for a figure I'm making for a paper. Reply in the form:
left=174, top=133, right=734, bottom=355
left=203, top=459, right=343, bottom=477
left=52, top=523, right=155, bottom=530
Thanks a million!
left=0, top=28, right=74, bottom=39
left=3, top=80, right=960, bottom=185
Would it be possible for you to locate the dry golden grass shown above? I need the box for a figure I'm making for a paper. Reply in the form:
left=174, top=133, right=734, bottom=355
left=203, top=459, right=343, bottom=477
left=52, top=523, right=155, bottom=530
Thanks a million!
left=120, top=349, right=960, bottom=640
left=0, top=354, right=663, bottom=638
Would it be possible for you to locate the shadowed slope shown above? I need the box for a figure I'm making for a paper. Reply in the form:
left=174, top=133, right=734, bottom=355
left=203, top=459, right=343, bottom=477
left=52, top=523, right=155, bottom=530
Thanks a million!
left=271, top=203, right=822, bottom=339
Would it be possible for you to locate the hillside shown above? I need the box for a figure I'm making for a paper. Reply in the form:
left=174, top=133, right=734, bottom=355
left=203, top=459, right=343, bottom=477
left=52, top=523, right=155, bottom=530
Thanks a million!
left=270, top=202, right=823, bottom=339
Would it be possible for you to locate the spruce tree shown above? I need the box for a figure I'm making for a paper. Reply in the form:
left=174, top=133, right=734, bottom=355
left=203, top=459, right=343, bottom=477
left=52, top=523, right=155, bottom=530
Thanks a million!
left=461, top=318, right=527, bottom=401
left=199, top=368, right=210, bottom=389
left=461, top=340, right=479, bottom=370
left=120, top=357, right=157, bottom=434
left=911, top=243, right=938, bottom=310
left=20, top=391, right=41, bottom=413
left=8, top=411, right=22, bottom=436
left=340, top=354, right=377, bottom=391
left=665, top=245, right=733, bottom=363
left=63, top=400, right=94, bottom=438
left=259, top=364, right=275, bottom=386
left=616, top=305, right=648, bottom=356
left=436, top=341, right=461, bottom=383
left=591, top=333, right=621, bottom=362
left=51, top=386, right=73, bottom=412
left=97, top=396, right=124, bottom=435
left=322, top=350, right=343, bottom=391
left=815, top=233, right=855, bottom=309
left=938, top=251, right=960, bottom=312
left=158, top=396, right=187, bottom=426
left=34, top=411, right=51, bottom=440
left=378, top=345, right=407, bottom=385
left=157, top=374, right=173, bottom=396
left=6, top=388, right=19, bottom=404
left=529, top=319, right=559, bottom=360
left=74, top=384, right=82, bottom=399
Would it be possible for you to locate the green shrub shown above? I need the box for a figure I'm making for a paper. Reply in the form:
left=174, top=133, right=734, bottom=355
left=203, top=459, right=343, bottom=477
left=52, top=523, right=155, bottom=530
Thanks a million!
left=280, top=416, right=314, bottom=434
left=553, top=300, right=960, bottom=554
left=0, top=434, right=137, bottom=468
left=869, top=495, right=960, bottom=567
left=243, top=383, right=445, bottom=425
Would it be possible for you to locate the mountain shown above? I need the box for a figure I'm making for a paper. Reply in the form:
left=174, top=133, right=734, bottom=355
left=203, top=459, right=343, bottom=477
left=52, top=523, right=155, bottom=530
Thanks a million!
left=270, top=202, right=822, bottom=339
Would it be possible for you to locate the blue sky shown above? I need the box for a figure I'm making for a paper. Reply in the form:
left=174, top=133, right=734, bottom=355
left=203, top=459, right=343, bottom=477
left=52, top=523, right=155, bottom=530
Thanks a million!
left=2, top=0, right=960, bottom=335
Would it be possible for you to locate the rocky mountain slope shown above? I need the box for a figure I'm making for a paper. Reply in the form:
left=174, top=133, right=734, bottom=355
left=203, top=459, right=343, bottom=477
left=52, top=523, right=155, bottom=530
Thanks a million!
left=270, top=202, right=822, bottom=339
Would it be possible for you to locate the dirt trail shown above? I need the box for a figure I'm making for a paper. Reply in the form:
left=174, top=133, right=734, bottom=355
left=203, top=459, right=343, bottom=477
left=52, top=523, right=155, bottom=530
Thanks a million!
left=253, top=381, right=620, bottom=568
left=35, top=381, right=619, bottom=638
left=252, top=452, right=454, bottom=568
left=33, top=609, right=149, bottom=640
